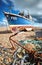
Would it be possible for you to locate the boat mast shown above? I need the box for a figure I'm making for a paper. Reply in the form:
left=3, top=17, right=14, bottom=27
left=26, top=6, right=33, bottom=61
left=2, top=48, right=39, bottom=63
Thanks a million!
left=28, top=9, right=33, bottom=21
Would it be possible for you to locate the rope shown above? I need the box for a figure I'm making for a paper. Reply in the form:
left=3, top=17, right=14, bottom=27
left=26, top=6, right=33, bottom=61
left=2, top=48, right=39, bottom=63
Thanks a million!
left=9, top=31, right=42, bottom=62
left=9, top=31, right=31, bottom=53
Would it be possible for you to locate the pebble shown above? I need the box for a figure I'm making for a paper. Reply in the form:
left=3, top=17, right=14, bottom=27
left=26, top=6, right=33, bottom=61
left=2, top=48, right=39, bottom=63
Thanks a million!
left=0, top=45, right=14, bottom=65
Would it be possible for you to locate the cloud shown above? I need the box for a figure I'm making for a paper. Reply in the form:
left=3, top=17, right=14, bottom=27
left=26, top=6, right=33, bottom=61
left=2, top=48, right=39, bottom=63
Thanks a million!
left=0, top=18, right=8, bottom=26
left=2, top=18, right=7, bottom=22
left=37, top=0, right=42, bottom=9
left=34, top=23, right=42, bottom=27
left=2, top=0, right=8, bottom=5
left=1, top=0, right=42, bottom=15
left=33, top=18, right=38, bottom=22
left=0, top=22, right=6, bottom=26
left=39, top=16, right=42, bottom=19
left=10, top=0, right=42, bottom=15
left=37, top=12, right=42, bottom=15
left=12, top=0, right=39, bottom=9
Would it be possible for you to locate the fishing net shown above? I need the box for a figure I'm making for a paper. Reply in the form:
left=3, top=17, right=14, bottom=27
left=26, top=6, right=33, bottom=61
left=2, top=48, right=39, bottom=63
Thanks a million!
left=0, top=31, right=42, bottom=65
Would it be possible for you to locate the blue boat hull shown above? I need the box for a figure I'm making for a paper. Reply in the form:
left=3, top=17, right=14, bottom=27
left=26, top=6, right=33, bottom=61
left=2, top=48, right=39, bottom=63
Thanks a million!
left=7, top=15, right=33, bottom=25
left=4, top=12, right=42, bottom=28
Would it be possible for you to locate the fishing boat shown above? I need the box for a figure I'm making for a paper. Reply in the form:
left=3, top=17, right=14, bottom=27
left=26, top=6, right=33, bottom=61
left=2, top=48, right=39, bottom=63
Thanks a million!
left=4, top=11, right=42, bottom=32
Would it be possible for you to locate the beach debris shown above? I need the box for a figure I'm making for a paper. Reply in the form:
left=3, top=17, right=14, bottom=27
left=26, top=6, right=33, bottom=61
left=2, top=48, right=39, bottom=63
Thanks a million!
left=0, top=43, right=14, bottom=65
left=0, top=31, right=42, bottom=65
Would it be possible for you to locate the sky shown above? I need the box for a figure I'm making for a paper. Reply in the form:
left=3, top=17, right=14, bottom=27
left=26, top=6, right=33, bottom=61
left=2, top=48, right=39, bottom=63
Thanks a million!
left=13, top=0, right=42, bottom=15
left=0, top=0, right=42, bottom=26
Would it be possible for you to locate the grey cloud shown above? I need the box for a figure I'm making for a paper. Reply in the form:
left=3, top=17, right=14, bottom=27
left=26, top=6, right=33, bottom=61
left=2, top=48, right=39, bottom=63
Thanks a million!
left=13, top=0, right=42, bottom=15
left=2, top=0, right=42, bottom=15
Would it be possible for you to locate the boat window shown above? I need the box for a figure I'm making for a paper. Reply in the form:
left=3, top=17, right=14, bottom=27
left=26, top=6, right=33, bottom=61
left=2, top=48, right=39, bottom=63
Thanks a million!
left=6, top=15, right=9, bottom=18
left=11, top=16, right=17, bottom=20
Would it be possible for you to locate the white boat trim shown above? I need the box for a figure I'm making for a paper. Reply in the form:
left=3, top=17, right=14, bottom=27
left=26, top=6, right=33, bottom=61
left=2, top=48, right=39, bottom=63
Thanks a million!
left=4, top=12, right=33, bottom=22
